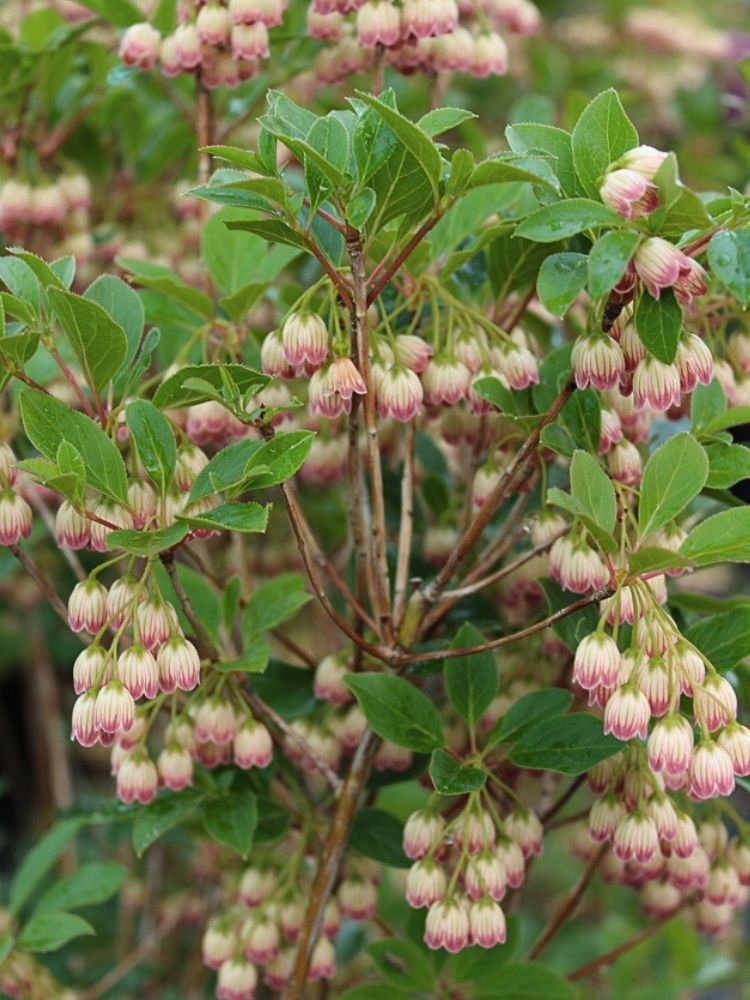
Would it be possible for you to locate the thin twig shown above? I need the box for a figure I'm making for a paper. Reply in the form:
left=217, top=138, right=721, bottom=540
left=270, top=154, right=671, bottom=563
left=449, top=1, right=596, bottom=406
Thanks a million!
left=161, top=553, right=217, bottom=658
left=240, top=687, right=342, bottom=793
left=414, top=380, right=575, bottom=628
left=284, top=729, right=381, bottom=997
left=10, top=544, right=84, bottom=638
left=399, top=588, right=610, bottom=666
left=393, top=422, right=415, bottom=629
left=80, top=911, right=181, bottom=1000
left=442, top=532, right=562, bottom=600
left=526, top=843, right=608, bottom=960
left=302, top=230, right=354, bottom=312
left=367, top=213, right=442, bottom=305
left=347, top=226, right=392, bottom=641
left=541, top=773, right=586, bottom=825
left=567, top=912, right=679, bottom=981
left=47, top=344, right=96, bottom=420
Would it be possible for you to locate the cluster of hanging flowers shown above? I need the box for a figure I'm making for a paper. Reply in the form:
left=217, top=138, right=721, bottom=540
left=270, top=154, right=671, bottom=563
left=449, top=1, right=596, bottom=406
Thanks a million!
left=202, top=834, right=383, bottom=996
left=118, top=0, right=542, bottom=87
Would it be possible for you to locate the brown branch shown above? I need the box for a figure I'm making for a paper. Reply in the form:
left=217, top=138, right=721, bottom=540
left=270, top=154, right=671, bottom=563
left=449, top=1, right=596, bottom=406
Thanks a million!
left=366, top=213, right=442, bottom=305
left=442, top=532, right=562, bottom=601
left=413, top=380, right=575, bottom=629
left=10, top=544, right=86, bottom=639
left=280, top=481, right=392, bottom=663
left=47, top=344, right=96, bottom=421
left=347, top=227, right=392, bottom=641
left=541, top=774, right=586, bottom=825
left=567, top=912, right=679, bottom=981
left=397, top=585, right=610, bottom=667
left=284, top=729, right=381, bottom=997
left=393, top=422, right=415, bottom=629
left=241, top=687, right=342, bottom=793
left=80, top=910, right=181, bottom=1000
left=526, top=843, right=608, bottom=960
left=304, top=200, right=348, bottom=235
left=271, top=628, right=317, bottom=668
left=302, top=230, right=354, bottom=312
left=161, top=553, right=219, bottom=658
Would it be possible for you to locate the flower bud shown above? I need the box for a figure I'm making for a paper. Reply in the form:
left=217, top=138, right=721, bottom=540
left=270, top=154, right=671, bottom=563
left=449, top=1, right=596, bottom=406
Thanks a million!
left=68, top=578, right=108, bottom=635
left=505, top=808, right=543, bottom=858
left=356, top=0, right=401, bottom=46
left=613, top=811, right=659, bottom=863
left=603, top=683, right=651, bottom=742
left=647, top=713, right=694, bottom=775
left=571, top=334, right=625, bottom=391
left=396, top=334, right=434, bottom=373
left=688, top=739, right=735, bottom=800
left=618, top=145, right=668, bottom=180
left=588, top=793, right=626, bottom=842
left=195, top=696, right=238, bottom=746
left=243, top=914, right=280, bottom=963
left=157, top=742, right=194, bottom=791
left=377, top=366, right=424, bottom=422
left=233, top=718, right=273, bottom=769
left=455, top=810, right=495, bottom=855
left=693, top=674, right=737, bottom=732
left=116, top=752, right=158, bottom=804
left=464, top=850, right=506, bottom=901
left=607, top=439, right=642, bottom=487
left=308, top=935, right=335, bottom=981
left=573, top=632, right=622, bottom=691
left=634, top=237, right=692, bottom=300
left=632, top=356, right=682, bottom=412
left=231, top=21, right=269, bottom=58
left=196, top=3, right=232, bottom=44
left=675, top=333, right=713, bottom=394
left=119, top=23, right=161, bottom=69
left=55, top=501, right=90, bottom=549
left=468, top=898, right=506, bottom=948
left=338, top=875, right=377, bottom=920
left=0, top=490, right=32, bottom=546
left=422, top=356, right=471, bottom=405
left=600, top=167, right=658, bottom=220
left=118, top=644, right=159, bottom=700
left=107, top=576, right=138, bottom=630
left=202, top=922, right=237, bottom=971
left=470, top=31, right=508, bottom=77
left=71, top=690, right=99, bottom=746
left=216, top=957, right=257, bottom=1000
left=493, top=836, right=525, bottom=889
left=157, top=635, right=201, bottom=692
left=89, top=500, right=134, bottom=552
left=73, top=644, right=112, bottom=695
left=137, top=595, right=179, bottom=650
left=641, top=878, right=682, bottom=917
left=238, top=866, right=275, bottom=907
left=717, top=722, right=750, bottom=777
left=95, top=680, right=136, bottom=734
left=403, top=809, right=445, bottom=860
left=313, top=652, right=352, bottom=707
left=424, top=898, right=470, bottom=952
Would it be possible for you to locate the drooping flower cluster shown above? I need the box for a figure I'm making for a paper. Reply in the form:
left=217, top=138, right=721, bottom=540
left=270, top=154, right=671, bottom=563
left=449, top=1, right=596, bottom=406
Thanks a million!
left=119, top=0, right=542, bottom=86
left=402, top=797, right=541, bottom=953
left=200, top=833, right=382, bottom=996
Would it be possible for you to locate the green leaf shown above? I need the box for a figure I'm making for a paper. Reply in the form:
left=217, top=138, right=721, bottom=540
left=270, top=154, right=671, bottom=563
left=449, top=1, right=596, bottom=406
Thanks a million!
left=132, top=789, right=203, bottom=857
left=48, top=287, right=129, bottom=394
left=708, top=230, right=750, bottom=306
left=201, top=144, right=269, bottom=172
left=125, top=400, right=176, bottom=496
left=469, top=156, right=560, bottom=191
left=346, top=188, right=377, bottom=229
left=444, top=622, right=498, bottom=733
left=355, top=92, right=442, bottom=205
left=345, top=674, right=443, bottom=753
left=588, top=230, right=639, bottom=299
left=571, top=89, right=639, bottom=199
left=509, top=714, right=621, bottom=773
left=220, top=282, right=269, bottom=322
left=106, top=523, right=188, bottom=556
left=418, top=107, right=476, bottom=137
left=177, top=501, right=269, bottom=535
left=237, top=431, right=314, bottom=491
left=153, top=363, right=269, bottom=409
left=202, top=790, right=257, bottom=859
left=367, top=939, right=435, bottom=993
left=634, top=288, right=683, bottom=364
left=243, top=572, right=312, bottom=640
left=705, top=443, right=750, bottom=488
left=476, top=962, right=575, bottom=1000
left=215, top=638, right=271, bottom=674
left=505, top=123, right=576, bottom=196
left=691, top=380, right=726, bottom=433
left=126, top=271, right=213, bottom=319
left=638, top=432, right=708, bottom=537
left=536, top=252, right=588, bottom=317
left=9, top=249, right=65, bottom=289
left=18, top=911, right=94, bottom=954
left=225, top=218, right=308, bottom=252
left=84, top=274, right=145, bottom=374
left=562, top=387, right=601, bottom=454
left=19, top=390, right=129, bottom=505
left=35, top=861, right=126, bottom=914
left=702, top=407, right=750, bottom=435
left=680, top=508, right=750, bottom=566
left=515, top=199, right=620, bottom=242
left=73, top=0, right=142, bottom=26
left=350, top=809, right=409, bottom=868
left=686, top=607, right=750, bottom=673
left=305, top=113, right=350, bottom=206
left=628, top=547, right=694, bottom=576
left=570, top=450, right=616, bottom=533
left=252, top=661, right=315, bottom=720
left=429, top=749, right=487, bottom=795
left=0, top=257, right=41, bottom=314
left=9, top=817, right=84, bottom=916
left=487, top=689, right=574, bottom=749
